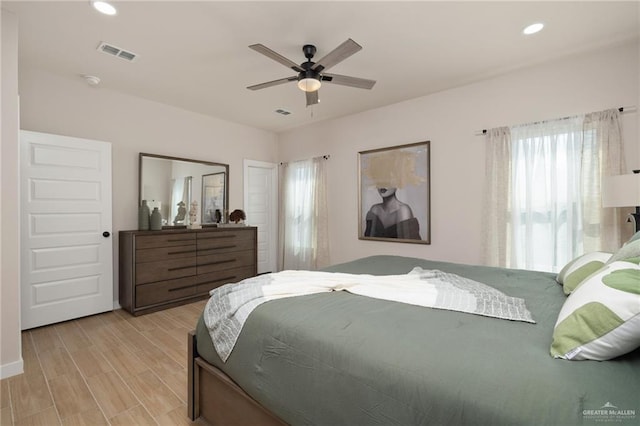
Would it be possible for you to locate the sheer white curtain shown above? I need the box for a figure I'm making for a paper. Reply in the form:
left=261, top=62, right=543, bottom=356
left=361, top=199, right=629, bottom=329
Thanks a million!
left=279, top=157, right=329, bottom=270
left=510, top=117, right=584, bottom=271
left=482, top=109, right=625, bottom=272
left=582, top=109, right=627, bottom=252
left=482, top=127, right=512, bottom=267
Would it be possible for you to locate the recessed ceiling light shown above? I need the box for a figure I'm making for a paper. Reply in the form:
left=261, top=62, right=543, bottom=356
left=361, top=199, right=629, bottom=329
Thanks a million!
left=523, top=23, right=544, bottom=35
left=92, top=1, right=117, bottom=16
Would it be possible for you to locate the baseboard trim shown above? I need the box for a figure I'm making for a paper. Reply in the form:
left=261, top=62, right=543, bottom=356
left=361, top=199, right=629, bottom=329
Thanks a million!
left=0, top=358, right=24, bottom=379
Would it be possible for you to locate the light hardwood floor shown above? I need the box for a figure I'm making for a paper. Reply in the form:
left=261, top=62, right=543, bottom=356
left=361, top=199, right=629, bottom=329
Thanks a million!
left=1, top=299, right=209, bottom=425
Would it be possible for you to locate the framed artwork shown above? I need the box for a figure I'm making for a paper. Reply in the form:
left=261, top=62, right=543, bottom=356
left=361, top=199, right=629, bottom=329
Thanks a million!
left=201, top=172, right=225, bottom=224
left=358, top=141, right=430, bottom=244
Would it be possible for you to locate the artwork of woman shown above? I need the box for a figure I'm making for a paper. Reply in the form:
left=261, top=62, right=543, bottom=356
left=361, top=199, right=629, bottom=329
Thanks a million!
left=359, top=142, right=429, bottom=243
left=364, top=187, right=420, bottom=240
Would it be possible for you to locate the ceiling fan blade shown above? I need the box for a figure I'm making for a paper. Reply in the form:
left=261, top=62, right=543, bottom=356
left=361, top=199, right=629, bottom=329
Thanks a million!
left=311, top=39, right=362, bottom=72
left=321, top=73, right=376, bottom=90
left=249, top=44, right=304, bottom=73
left=247, top=76, right=297, bottom=91
left=306, top=90, right=319, bottom=106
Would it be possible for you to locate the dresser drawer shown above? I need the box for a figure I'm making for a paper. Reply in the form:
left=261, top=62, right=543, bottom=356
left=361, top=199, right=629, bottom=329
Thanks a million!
left=197, top=238, right=255, bottom=256
left=197, top=250, right=255, bottom=275
left=136, top=233, right=196, bottom=249
left=194, top=266, right=256, bottom=295
left=136, top=257, right=197, bottom=284
left=197, top=230, right=255, bottom=249
left=135, top=245, right=196, bottom=263
left=135, top=276, right=196, bottom=307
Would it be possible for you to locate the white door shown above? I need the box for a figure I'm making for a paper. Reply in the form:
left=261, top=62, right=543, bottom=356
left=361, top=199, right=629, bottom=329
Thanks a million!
left=244, top=160, right=277, bottom=273
left=20, top=130, right=113, bottom=330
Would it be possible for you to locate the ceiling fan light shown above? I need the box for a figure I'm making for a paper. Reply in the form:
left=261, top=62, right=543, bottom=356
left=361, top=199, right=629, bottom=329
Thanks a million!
left=297, top=77, right=321, bottom=92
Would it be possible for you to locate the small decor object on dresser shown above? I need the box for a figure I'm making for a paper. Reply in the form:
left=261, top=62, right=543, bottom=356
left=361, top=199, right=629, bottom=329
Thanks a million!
left=189, top=200, right=198, bottom=224
left=150, top=207, right=162, bottom=230
left=174, top=201, right=187, bottom=225
left=189, top=200, right=202, bottom=229
left=229, top=209, right=246, bottom=224
left=138, top=200, right=150, bottom=230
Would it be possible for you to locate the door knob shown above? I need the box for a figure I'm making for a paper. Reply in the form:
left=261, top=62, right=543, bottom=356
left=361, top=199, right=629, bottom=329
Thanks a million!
left=102, top=231, right=111, bottom=237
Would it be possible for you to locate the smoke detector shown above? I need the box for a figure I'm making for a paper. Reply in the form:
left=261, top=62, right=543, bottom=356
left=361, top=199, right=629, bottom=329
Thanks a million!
left=83, top=75, right=101, bottom=86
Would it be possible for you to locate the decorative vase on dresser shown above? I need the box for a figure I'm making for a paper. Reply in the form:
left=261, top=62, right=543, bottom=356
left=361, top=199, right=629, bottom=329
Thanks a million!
left=150, top=207, right=162, bottom=230
left=119, top=226, right=257, bottom=315
left=138, top=200, right=150, bottom=230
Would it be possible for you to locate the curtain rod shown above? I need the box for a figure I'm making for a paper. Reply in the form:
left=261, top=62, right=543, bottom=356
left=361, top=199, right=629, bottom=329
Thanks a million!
left=474, top=106, right=636, bottom=136
left=280, top=154, right=330, bottom=166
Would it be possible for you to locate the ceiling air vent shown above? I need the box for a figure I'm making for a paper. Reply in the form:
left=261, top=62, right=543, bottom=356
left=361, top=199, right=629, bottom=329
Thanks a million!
left=275, top=109, right=291, bottom=116
left=96, top=41, right=138, bottom=62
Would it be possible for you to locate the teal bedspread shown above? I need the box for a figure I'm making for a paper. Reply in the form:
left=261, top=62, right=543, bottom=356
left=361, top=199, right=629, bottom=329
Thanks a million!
left=195, top=255, right=640, bottom=425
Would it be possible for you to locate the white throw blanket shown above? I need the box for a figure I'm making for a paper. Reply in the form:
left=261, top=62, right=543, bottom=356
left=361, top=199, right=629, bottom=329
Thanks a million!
left=204, top=267, right=535, bottom=361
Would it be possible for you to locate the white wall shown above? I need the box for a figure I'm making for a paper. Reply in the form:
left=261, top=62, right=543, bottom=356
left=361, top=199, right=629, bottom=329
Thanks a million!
left=18, top=66, right=279, bottom=308
left=1, top=9, right=24, bottom=379
left=4, top=31, right=638, bottom=380
left=278, top=41, right=639, bottom=267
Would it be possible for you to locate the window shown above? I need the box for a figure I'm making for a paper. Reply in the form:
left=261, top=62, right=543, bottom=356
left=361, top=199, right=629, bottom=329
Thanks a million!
left=483, top=109, right=625, bottom=272
left=510, top=118, right=586, bottom=271
left=280, top=157, right=329, bottom=270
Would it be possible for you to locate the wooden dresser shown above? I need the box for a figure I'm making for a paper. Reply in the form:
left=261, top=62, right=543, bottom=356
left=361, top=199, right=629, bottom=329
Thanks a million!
left=119, top=227, right=257, bottom=316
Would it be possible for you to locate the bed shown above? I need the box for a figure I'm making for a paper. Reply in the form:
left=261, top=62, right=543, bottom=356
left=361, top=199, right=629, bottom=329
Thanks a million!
left=188, top=255, right=640, bottom=425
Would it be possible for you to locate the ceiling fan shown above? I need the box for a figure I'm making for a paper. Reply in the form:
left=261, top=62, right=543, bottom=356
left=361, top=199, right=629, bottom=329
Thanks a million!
left=247, top=39, right=376, bottom=106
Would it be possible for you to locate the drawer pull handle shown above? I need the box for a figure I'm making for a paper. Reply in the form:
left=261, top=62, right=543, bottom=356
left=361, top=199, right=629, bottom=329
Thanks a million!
left=167, top=238, right=194, bottom=242
left=199, top=245, right=237, bottom=252
left=196, top=276, right=238, bottom=287
left=168, top=276, right=237, bottom=292
left=168, top=283, right=199, bottom=292
left=203, top=235, right=235, bottom=240
left=168, top=249, right=196, bottom=255
left=199, top=259, right=236, bottom=267
left=167, top=265, right=196, bottom=272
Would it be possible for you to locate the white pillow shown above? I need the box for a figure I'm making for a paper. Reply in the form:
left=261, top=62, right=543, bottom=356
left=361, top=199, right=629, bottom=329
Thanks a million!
left=556, top=252, right=612, bottom=295
left=550, top=261, right=640, bottom=361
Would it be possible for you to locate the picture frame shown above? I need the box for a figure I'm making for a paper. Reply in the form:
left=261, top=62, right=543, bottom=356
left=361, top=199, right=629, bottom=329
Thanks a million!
left=358, top=141, right=430, bottom=244
left=201, top=172, right=225, bottom=224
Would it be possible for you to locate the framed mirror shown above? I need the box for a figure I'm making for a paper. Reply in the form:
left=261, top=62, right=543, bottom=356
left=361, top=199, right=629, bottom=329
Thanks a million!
left=139, top=153, right=229, bottom=227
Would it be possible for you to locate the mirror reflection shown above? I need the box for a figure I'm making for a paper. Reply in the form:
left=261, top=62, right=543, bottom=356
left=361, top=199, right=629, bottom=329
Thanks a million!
left=139, top=153, right=228, bottom=227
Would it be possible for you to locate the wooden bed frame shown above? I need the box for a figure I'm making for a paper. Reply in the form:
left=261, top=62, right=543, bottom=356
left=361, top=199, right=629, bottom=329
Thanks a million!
left=188, top=331, right=286, bottom=425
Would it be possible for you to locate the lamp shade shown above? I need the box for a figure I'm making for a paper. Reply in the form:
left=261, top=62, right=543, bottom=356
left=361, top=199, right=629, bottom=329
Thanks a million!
left=297, top=77, right=321, bottom=92
left=602, top=173, right=640, bottom=207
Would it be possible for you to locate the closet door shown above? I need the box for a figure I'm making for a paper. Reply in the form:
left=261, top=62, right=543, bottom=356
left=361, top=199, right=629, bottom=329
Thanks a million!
left=244, top=160, right=277, bottom=274
left=20, top=130, right=113, bottom=329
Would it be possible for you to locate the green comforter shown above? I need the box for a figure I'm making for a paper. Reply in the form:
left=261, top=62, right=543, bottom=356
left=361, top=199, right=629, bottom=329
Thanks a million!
left=196, top=255, right=640, bottom=425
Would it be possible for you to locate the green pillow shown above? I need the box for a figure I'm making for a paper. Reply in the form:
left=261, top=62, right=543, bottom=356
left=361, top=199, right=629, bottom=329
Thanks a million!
left=550, top=261, right=640, bottom=361
left=627, top=231, right=640, bottom=245
left=607, top=239, right=640, bottom=264
left=556, top=252, right=612, bottom=295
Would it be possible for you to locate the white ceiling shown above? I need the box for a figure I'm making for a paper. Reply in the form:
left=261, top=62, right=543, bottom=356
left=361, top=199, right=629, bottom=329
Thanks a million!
left=4, top=1, right=639, bottom=133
